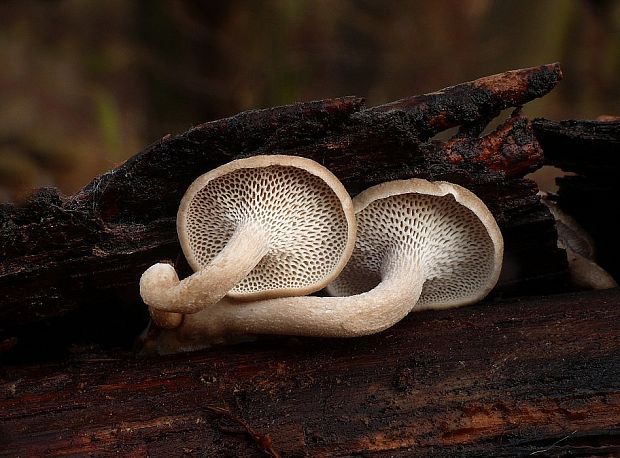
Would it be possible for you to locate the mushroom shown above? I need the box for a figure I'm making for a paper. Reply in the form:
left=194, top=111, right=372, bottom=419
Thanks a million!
left=154, top=179, right=503, bottom=350
left=541, top=193, right=617, bottom=290
left=140, top=155, right=357, bottom=319
left=327, top=179, right=504, bottom=312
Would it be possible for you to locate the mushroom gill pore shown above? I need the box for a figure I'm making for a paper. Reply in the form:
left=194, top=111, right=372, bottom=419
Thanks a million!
left=140, top=155, right=357, bottom=316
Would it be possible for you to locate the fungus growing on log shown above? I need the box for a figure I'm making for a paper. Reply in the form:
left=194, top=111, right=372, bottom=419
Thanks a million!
left=155, top=179, right=503, bottom=352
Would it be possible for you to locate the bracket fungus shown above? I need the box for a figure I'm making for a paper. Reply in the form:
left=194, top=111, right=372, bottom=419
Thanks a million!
left=140, top=155, right=357, bottom=321
left=154, top=179, right=504, bottom=351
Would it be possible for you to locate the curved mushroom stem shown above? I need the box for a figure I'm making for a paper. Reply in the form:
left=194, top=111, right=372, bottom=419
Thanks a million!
left=140, top=221, right=270, bottom=314
left=174, top=251, right=424, bottom=345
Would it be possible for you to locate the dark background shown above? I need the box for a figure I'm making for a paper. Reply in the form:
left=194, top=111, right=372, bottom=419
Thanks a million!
left=1, top=0, right=618, bottom=201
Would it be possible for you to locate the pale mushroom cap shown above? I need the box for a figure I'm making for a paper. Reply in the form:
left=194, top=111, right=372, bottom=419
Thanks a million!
left=177, top=155, right=356, bottom=300
left=327, top=179, right=503, bottom=309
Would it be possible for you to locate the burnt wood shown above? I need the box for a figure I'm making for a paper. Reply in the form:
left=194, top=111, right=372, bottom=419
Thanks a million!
left=1, top=288, right=618, bottom=456
left=0, top=64, right=567, bottom=351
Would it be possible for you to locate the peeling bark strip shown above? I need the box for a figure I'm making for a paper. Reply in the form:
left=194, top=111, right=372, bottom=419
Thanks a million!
left=1, top=289, right=618, bottom=456
left=0, top=64, right=567, bottom=342
left=365, top=62, right=562, bottom=135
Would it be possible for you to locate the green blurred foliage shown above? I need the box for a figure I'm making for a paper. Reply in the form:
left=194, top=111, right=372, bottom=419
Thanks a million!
left=0, top=0, right=618, bottom=201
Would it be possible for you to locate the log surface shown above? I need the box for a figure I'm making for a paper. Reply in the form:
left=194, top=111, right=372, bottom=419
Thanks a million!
left=1, top=288, right=618, bottom=457
left=0, top=64, right=567, bottom=349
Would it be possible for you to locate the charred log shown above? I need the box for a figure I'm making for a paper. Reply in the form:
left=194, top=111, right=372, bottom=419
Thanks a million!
left=0, top=64, right=568, bottom=352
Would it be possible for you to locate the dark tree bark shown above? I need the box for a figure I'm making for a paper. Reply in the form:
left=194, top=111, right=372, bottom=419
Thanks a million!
left=0, top=64, right=568, bottom=353
left=1, top=288, right=618, bottom=457
left=534, top=118, right=620, bottom=282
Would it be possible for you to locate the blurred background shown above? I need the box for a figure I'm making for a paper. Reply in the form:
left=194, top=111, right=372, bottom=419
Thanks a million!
left=1, top=0, right=619, bottom=202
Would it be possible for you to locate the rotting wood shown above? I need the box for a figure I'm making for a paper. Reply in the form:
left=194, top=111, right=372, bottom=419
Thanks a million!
left=1, top=288, right=618, bottom=456
left=0, top=64, right=568, bottom=352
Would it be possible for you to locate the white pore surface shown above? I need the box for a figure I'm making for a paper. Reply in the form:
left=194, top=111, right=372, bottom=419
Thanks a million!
left=184, top=165, right=350, bottom=294
left=328, top=193, right=496, bottom=308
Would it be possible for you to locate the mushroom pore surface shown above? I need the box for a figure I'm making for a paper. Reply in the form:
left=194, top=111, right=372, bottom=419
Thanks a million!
left=327, top=181, right=502, bottom=309
left=181, top=163, right=352, bottom=297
